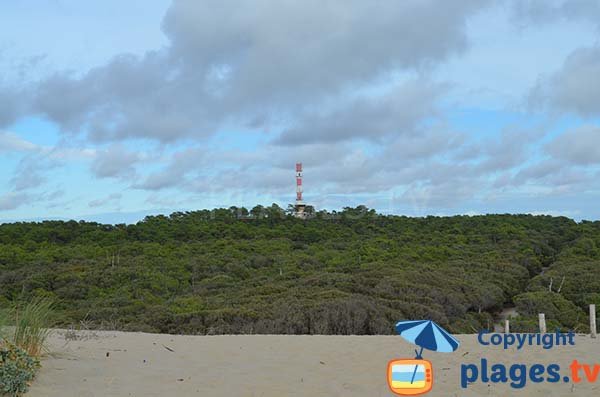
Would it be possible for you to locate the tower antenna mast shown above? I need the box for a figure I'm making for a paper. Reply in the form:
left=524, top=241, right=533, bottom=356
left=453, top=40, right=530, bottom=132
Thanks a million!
left=294, top=162, right=306, bottom=218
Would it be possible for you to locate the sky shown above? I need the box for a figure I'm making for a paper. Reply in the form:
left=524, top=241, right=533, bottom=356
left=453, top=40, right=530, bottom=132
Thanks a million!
left=1, top=0, right=600, bottom=223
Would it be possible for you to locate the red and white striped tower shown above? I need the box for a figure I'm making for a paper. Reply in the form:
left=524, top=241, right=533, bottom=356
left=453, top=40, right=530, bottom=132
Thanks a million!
left=295, top=162, right=306, bottom=217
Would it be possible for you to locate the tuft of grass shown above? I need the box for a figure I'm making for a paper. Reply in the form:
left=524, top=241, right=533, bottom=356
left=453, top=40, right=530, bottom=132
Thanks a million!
left=5, top=298, right=55, bottom=358
left=0, top=308, right=7, bottom=335
left=0, top=307, right=11, bottom=344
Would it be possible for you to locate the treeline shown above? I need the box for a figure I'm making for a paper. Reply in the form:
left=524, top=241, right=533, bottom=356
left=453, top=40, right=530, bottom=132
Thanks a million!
left=0, top=205, right=598, bottom=334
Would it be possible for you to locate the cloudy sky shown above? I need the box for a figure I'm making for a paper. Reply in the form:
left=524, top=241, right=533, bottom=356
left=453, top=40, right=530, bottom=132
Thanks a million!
left=1, top=0, right=600, bottom=223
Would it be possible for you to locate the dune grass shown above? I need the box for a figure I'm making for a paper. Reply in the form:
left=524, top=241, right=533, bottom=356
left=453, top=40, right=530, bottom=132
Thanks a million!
left=1, top=298, right=55, bottom=358
left=0, top=307, right=10, bottom=343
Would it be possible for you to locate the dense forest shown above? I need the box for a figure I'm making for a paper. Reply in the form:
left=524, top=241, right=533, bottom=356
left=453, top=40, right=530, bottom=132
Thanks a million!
left=0, top=205, right=598, bottom=335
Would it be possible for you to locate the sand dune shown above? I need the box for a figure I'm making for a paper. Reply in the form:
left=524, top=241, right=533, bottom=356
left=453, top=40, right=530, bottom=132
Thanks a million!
left=27, top=330, right=599, bottom=396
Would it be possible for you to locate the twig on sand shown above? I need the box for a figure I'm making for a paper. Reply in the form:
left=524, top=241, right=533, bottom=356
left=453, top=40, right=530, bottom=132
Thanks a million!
left=162, top=344, right=175, bottom=352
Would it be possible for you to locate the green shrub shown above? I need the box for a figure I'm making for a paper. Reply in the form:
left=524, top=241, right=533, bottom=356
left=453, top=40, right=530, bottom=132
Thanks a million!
left=509, top=316, right=566, bottom=333
left=513, top=291, right=586, bottom=330
left=0, top=212, right=596, bottom=335
left=0, top=339, right=39, bottom=396
left=508, top=317, right=539, bottom=333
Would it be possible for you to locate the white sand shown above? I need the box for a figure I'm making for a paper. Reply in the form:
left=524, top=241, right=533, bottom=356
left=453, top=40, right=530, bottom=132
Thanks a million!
left=27, top=330, right=600, bottom=396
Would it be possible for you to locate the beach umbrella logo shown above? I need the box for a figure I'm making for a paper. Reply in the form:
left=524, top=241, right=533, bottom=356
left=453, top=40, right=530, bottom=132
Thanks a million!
left=387, top=320, right=460, bottom=396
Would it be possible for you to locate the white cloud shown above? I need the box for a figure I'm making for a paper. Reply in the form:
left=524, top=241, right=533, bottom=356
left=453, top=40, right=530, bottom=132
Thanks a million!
left=0, top=131, right=38, bottom=152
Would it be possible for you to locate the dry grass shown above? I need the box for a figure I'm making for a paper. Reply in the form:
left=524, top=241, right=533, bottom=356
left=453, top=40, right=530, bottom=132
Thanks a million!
left=1, top=297, right=55, bottom=357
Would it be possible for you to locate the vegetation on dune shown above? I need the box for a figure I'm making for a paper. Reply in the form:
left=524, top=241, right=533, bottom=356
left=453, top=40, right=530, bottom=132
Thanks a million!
left=10, top=298, right=55, bottom=358
left=0, top=297, right=52, bottom=396
left=0, top=205, right=598, bottom=335
left=0, top=340, right=39, bottom=397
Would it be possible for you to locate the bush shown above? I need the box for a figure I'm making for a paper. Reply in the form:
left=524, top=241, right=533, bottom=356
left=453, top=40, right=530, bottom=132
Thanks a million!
left=513, top=291, right=586, bottom=330
left=0, top=339, right=39, bottom=396
left=0, top=212, right=596, bottom=335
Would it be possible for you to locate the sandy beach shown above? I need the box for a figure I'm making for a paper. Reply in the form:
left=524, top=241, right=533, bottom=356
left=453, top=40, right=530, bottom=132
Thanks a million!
left=25, top=330, right=600, bottom=397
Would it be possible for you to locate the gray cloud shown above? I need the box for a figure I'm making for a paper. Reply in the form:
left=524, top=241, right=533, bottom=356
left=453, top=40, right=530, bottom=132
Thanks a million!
left=382, top=128, right=465, bottom=162
left=516, top=2, right=600, bottom=117
left=508, top=159, right=594, bottom=196
left=41, top=189, right=66, bottom=202
left=514, top=160, right=563, bottom=183
left=12, top=160, right=46, bottom=190
left=135, top=142, right=359, bottom=192
left=10, top=154, right=60, bottom=191
left=130, top=125, right=551, bottom=210
left=1, top=0, right=507, bottom=218
left=0, top=88, right=23, bottom=127
left=512, top=0, right=600, bottom=28
left=3, top=137, right=96, bottom=193
left=531, top=46, right=600, bottom=116
left=7, top=0, right=600, bottom=219
left=135, top=169, right=181, bottom=191
left=89, top=193, right=122, bottom=208
left=275, top=80, right=446, bottom=145
left=163, top=0, right=480, bottom=100
left=134, top=147, right=205, bottom=190
left=268, top=143, right=351, bottom=170
left=546, top=125, right=600, bottom=165
left=400, top=178, right=480, bottom=209
left=20, top=0, right=489, bottom=143
left=0, top=192, right=29, bottom=211
left=91, top=144, right=141, bottom=179
left=477, top=128, right=547, bottom=173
